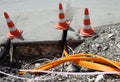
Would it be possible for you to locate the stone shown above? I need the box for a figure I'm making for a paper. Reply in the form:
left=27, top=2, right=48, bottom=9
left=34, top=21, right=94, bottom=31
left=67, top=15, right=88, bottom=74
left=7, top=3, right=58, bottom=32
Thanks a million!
left=91, top=43, right=100, bottom=51
left=66, top=64, right=80, bottom=72
left=87, top=77, right=95, bottom=82
left=117, top=43, right=120, bottom=49
left=22, top=73, right=32, bottom=78
left=34, top=63, right=41, bottom=68
left=95, top=74, right=105, bottom=82
left=108, top=33, right=115, bottom=38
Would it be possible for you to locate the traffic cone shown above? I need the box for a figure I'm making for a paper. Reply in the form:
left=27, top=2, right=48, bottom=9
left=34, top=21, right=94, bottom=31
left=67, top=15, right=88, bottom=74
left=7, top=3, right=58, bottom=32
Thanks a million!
left=4, top=12, right=23, bottom=39
left=56, top=3, right=70, bottom=30
left=80, top=8, right=95, bottom=37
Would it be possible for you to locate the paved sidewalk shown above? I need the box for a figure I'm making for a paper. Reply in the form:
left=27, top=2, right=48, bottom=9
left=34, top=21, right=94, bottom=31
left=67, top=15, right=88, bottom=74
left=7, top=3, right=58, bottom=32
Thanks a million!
left=0, top=0, right=120, bottom=42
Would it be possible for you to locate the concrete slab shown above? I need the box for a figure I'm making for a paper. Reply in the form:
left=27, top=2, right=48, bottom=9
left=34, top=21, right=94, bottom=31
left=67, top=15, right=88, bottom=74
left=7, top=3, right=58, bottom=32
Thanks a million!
left=0, top=0, right=120, bottom=43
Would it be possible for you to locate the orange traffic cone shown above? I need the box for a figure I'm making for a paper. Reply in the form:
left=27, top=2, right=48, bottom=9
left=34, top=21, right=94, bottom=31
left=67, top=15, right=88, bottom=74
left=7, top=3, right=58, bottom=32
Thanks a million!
left=80, top=8, right=95, bottom=37
left=4, top=12, right=23, bottom=39
left=56, top=3, right=70, bottom=30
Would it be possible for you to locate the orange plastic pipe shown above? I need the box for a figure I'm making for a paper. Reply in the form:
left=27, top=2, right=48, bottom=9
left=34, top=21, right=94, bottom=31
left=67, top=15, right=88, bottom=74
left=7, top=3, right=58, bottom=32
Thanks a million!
left=19, top=59, right=120, bottom=75
left=71, top=53, right=120, bottom=67
left=73, top=60, right=120, bottom=75
left=18, top=51, right=120, bottom=75
left=18, top=56, right=120, bottom=75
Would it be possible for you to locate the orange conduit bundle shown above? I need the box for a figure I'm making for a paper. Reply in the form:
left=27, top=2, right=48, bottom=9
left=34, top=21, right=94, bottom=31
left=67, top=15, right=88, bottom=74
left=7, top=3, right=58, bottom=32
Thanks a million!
left=18, top=50, right=120, bottom=75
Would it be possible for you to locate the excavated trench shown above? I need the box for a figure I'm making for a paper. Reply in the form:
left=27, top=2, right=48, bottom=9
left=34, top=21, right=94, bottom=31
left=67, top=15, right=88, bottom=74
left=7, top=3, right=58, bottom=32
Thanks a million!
left=12, top=40, right=83, bottom=67
left=1, top=39, right=82, bottom=66
left=0, top=39, right=83, bottom=81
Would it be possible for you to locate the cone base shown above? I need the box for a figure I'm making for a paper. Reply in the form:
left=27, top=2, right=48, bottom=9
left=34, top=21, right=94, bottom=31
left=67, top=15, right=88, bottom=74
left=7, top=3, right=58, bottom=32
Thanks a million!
left=7, top=29, right=23, bottom=39
left=56, top=21, right=70, bottom=30
left=80, top=27, right=95, bottom=37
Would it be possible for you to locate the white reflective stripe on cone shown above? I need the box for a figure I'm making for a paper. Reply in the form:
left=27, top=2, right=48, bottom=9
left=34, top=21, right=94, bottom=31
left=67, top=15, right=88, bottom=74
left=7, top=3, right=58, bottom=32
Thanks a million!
left=59, top=18, right=66, bottom=23
left=9, top=26, right=16, bottom=31
left=84, top=25, right=91, bottom=29
left=6, top=18, right=12, bottom=23
left=59, top=10, right=64, bottom=14
left=84, top=15, right=90, bottom=19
